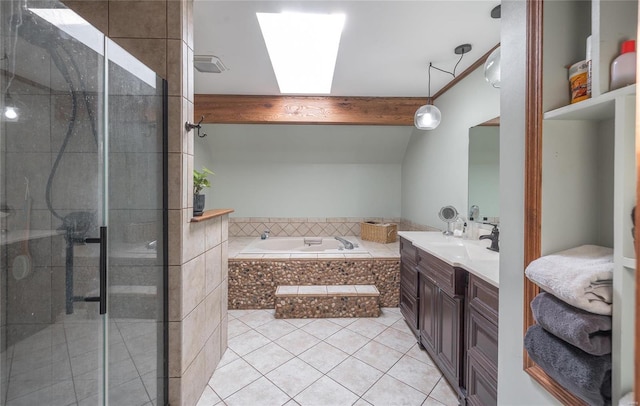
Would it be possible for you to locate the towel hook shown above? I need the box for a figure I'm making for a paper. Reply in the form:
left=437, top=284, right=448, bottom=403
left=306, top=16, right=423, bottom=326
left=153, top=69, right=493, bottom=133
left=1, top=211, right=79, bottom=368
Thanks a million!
left=185, top=115, right=207, bottom=138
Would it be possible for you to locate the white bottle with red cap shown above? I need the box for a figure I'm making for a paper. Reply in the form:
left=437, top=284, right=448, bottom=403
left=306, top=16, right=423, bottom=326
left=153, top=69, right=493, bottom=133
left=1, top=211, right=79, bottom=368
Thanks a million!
left=610, top=39, right=636, bottom=90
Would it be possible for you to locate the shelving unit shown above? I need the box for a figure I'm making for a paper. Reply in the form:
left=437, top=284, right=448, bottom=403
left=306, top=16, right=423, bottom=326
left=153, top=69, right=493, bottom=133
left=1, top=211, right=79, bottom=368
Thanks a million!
left=536, top=1, right=637, bottom=404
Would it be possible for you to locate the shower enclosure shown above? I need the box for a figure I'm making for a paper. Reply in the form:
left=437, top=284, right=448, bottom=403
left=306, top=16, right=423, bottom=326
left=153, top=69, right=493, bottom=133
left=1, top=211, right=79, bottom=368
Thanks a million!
left=0, top=1, right=167, bottom=405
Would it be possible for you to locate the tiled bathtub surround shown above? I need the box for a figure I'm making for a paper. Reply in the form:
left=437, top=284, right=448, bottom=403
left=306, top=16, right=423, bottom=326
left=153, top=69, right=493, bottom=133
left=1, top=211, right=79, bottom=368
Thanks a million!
left=229, top=217, right=402, bottom=238
left=228, top=237, right=400, bottom=310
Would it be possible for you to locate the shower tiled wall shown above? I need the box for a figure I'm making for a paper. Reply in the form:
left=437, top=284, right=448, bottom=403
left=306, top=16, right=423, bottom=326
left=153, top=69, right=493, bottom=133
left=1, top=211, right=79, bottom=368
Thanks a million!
left=229, top=217, right=437, bottom=238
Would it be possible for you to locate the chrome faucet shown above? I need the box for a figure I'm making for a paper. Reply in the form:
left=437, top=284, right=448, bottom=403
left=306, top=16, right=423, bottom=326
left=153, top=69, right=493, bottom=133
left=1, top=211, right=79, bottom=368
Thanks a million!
left=479, top=224, right=499, bottom=252
left=334, top=236, right=354, bottom=250
left=261, top=229, right=270, bottom=239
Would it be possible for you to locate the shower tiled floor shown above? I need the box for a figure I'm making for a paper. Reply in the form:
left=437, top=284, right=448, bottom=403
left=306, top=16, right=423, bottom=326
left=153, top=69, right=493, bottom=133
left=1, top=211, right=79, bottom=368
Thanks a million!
left=1, top=316, right=158, bottom=406
left=198, top=308, right=457, bottom=406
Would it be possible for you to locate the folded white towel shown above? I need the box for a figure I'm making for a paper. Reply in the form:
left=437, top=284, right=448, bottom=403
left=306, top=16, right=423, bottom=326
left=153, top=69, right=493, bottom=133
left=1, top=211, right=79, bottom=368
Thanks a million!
left=525, top=245, right=613, bottom=315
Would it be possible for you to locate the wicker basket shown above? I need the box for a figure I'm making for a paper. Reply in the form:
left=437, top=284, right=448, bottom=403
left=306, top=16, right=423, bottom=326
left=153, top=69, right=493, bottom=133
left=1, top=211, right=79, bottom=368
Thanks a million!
left=360, top=222, right=397, bottom=243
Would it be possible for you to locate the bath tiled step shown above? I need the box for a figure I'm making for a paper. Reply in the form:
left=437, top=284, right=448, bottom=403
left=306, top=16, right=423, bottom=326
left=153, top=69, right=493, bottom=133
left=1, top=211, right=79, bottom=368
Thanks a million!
left=88, top=285, right=158, bottom=319
left=274, top=284, right=380, bottom=319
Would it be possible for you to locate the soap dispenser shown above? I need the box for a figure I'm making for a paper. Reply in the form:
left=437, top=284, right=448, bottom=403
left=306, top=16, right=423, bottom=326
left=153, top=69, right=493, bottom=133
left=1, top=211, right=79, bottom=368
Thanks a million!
left=610, top=40, right=636, bottom=90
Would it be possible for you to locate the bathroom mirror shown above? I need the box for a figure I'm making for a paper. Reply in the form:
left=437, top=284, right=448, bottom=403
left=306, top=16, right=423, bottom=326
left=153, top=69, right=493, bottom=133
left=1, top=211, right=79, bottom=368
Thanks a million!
left=468, top=117, right=499, bottom=221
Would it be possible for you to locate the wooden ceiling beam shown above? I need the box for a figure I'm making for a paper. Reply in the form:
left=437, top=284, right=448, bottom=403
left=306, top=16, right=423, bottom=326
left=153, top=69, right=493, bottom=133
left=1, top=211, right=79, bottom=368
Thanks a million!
left=194, top=42, right=500, bottom=126
left=194, top=94, right=425, bottom=126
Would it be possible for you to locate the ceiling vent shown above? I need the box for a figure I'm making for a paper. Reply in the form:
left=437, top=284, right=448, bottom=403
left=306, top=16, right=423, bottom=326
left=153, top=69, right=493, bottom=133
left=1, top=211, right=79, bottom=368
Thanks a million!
left=194, top=55, right=228, bottom=73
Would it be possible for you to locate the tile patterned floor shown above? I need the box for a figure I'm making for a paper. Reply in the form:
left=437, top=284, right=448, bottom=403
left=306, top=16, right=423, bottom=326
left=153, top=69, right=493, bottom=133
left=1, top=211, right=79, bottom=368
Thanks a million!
left=197, top=308, right=458, bottom=406
left=1, top=317, right=159, bottom=406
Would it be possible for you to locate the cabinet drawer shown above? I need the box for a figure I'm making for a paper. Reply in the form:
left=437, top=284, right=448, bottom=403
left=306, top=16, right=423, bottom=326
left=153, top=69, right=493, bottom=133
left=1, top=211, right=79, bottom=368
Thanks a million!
left=467, top=275, right=499, bottom=325
left=400, top=261, right=419, bottom=296
left=400, top=237, right=418, bottom=264
left=466, top=307, right=498, bottom=372
left=466, top=353, right=498, bottom=406
left=399, top=289, right=419, bottom=338
left=417, top=250, right=465, bottom=296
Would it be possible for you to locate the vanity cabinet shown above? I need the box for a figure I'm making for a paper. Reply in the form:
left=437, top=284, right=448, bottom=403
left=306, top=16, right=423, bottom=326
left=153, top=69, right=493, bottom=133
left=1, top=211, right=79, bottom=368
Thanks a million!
left=465, top=274, right=499, bottom=406
left=399, top=237, right=419, bottom=338
left=416, top=249, right=466, bottom=396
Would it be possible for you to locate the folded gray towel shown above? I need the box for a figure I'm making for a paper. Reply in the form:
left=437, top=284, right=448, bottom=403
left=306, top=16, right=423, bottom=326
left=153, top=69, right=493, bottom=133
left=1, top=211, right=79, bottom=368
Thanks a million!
left=531, top=292, right=612, bottom=355
left=525, top=324, right=611, bottom=406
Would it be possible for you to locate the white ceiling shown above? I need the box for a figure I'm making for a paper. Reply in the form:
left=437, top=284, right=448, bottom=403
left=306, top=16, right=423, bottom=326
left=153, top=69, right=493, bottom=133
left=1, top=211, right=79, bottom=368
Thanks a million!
left=193, top=1, right=501, bottom=98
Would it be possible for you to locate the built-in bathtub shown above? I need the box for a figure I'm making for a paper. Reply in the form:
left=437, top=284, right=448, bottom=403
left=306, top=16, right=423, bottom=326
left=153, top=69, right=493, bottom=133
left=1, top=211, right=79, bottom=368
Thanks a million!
left=228, top=236, right=401, bottom=310
left=241, top=236, right=368, bottom=254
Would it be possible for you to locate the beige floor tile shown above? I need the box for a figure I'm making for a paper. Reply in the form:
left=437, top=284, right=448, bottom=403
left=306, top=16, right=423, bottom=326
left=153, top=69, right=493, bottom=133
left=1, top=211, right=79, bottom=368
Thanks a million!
left=217, top=349, right=240, bottom=368
left=243, top=342, right=294, bottom=375
left=406, top=344, right=437, bottom=367
left=224, top=377, right=290, bottom=406
left=346, top=318, right=388, bottom=339
left=238, top=309, right=279, bottom=328
left=294, top=376, right=359, bottom=406
left=227, top=319, right=251, bottom=339
left=373, top=327, right=417, bottom=353
left=283, top=318, right=314, bottom=328
left=265, top=358, right=323, bottom=397
left=353, top=341, right=404, bottom=373
left=327, top=357, right=384, bottom=396
left=196, top=385, right=221, bottom=406
left=227, top=330, right=271, bottom=356
left=428, top=377, right=459, bottom=406
left=298, top=342, right=348, bottom=373
left=422, top=397, right=447, bottom=406
left=208, top=358, right=262, bottom=399
left=387, top=355, right=442, bottom=395
left=325, top=329, right=370, bottom=355
left=375, top=308, right=404, bottom=326
left=324, top=317, right=358, bottom=327
left=300, top=319, right=342, bottom=340
left=254, top=319, right=298, bottom=341
left=275, top=330, right=320, bottom=355
left=362, top=374, right=427, bottom=406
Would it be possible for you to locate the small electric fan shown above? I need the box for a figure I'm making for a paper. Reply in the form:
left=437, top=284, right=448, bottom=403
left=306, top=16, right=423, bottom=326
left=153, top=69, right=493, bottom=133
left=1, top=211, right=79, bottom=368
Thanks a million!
left=438, top=205, right=459, bottom=236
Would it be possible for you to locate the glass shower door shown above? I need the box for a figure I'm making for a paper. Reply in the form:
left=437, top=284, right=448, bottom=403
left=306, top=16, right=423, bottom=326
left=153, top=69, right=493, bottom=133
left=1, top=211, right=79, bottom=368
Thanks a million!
left=0, top=2, right=166, bottom=405
left=105, top=39, right=167, bottom=406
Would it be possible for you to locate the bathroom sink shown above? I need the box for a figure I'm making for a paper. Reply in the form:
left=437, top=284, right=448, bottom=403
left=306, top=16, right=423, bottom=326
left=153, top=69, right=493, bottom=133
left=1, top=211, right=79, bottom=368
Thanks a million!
left=429, top=241, right=498, bottom=262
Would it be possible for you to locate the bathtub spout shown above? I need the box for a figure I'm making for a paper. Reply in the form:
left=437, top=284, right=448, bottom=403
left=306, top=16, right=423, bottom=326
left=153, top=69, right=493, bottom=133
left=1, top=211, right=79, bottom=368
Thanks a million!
left=335, top=236, right=354, bottom=250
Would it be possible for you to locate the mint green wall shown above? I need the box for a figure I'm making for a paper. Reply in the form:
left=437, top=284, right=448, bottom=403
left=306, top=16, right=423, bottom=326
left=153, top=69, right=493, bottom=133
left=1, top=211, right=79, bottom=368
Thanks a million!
left=401, top=67, right=500, bottom=230
left=195, top=124, right=411, bottom=217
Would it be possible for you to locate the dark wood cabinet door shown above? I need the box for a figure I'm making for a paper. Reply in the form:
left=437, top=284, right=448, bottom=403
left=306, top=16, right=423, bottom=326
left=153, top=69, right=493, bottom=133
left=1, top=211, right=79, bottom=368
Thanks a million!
left=466, top=353, right=498, bottom=406
left=419, top=275, right=437, bottom=353
left=399, top=284, right=419, bottom=338
left=438, top=292, right=463, bottom=386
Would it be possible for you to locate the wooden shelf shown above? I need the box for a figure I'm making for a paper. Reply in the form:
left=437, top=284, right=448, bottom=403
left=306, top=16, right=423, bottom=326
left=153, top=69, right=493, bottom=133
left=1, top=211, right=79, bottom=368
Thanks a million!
left=544, top=85, right=635, bottom=121
left=190, top=208, right=234, bottom=222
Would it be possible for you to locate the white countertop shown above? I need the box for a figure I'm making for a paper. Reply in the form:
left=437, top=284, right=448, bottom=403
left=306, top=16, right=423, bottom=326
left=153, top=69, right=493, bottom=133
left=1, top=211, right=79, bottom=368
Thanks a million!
left=398, top=231, right=499, bottom=287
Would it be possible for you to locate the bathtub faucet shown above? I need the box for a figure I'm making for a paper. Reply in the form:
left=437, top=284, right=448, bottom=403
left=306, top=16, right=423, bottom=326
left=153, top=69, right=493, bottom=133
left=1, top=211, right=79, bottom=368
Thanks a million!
left=335, top=236, right=354, bottom=250
left=261, top=229, right=270, bottom=240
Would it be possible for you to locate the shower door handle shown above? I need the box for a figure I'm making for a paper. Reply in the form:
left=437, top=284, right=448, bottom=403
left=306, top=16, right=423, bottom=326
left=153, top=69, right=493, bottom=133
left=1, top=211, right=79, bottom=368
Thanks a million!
left=84, top=226, right=107, bottom=314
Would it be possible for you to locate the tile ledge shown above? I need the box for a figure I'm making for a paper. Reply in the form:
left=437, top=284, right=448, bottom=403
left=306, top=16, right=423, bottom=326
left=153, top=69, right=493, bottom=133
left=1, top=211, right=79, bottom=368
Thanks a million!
left=190, top=208, right=234, bottom=222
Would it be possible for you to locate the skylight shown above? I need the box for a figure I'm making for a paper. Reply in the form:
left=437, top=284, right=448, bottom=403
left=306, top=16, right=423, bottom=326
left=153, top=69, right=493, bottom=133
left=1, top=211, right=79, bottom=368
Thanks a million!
left=256, top=12, right=345, bottom=94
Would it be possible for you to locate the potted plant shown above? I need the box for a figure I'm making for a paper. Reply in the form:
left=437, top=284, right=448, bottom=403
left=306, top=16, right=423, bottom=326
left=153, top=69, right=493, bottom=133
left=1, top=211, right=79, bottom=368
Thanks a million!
left=193, top=167, right=214, bottom=216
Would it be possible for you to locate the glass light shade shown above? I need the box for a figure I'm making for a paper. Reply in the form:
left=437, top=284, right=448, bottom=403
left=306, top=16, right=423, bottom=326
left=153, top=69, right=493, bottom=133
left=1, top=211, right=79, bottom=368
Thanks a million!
left=484, top=46, right=501, bottom=88
left=3, top=106, right=19, bottom=121
left=414, top=102, right=441, bottom=130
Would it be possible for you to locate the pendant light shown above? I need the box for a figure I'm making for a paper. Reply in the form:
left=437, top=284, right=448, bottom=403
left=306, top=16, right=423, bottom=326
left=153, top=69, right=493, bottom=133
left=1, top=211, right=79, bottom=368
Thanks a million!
left=414, top=63, right=441, bottom=130
left=484, top=6, right=501, bottom=88
left=3, top=93, right=19, bottom=122
left=414, top=44, right=471, bottom=131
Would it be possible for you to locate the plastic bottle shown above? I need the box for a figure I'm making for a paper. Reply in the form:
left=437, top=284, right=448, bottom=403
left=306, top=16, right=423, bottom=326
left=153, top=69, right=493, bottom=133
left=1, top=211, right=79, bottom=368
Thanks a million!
left=610, top=40, right=636, bottom=90
left=468, top=217, right=478, bottom=240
